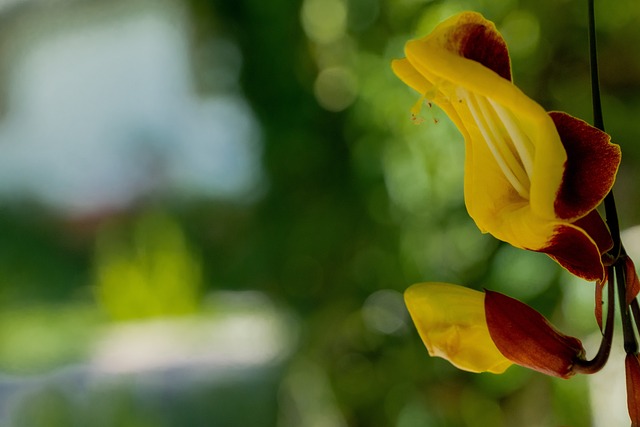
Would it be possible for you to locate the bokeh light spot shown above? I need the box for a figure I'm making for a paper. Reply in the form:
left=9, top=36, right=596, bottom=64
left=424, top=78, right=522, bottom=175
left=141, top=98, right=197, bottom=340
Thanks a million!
left=301, top=0, right=347, bottom=45
left=500, top=11, right=540, bottom=57
left=314, top=66, right=358, bottom=112
left=362, top=289, right=407, bottom=335
left=488, top=244, right=555, bottom=300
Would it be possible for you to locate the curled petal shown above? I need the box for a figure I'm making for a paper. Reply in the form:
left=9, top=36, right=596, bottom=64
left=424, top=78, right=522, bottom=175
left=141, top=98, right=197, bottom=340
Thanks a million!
left=404, top=282, right=511, bottom=374
left=485, top=290, right=585, bottom=379
left=540, top=222, right=606, bottom=282
left=573, top=210, right=614, bottom=257
left=416, top=11, right=511, bottom=81
left=391, top=57, right=432, bottom=99
left=594, top=277, right=606, bottom=332
left=626, top=257, right=640, bottom=305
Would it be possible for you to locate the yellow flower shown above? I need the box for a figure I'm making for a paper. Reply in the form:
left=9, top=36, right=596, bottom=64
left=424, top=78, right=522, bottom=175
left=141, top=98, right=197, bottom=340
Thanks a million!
left=404, top=282, right=512, bottom=374
left=392, top=12, right=621, bottom=281
left=406, top=282, right=586, bottom=378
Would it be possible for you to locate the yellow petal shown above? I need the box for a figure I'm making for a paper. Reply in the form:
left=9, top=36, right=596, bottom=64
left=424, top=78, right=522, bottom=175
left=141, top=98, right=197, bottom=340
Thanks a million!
left=392, top=12, right=618, bottom=281
left=402, top=22, right=565, bottom=221
left=404, top=282, right=512, bottom=374
left=391, top=58, right=432, bottom=97
left=392, top=13, right=575, bottom=252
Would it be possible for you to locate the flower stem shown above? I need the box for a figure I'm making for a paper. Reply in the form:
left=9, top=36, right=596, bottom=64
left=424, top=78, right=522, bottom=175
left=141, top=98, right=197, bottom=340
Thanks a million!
left=588, top=0, right=623, bottom=261
left=588, top=0, right=604, bottom=131
left=617, top=264, right=639, bottom=354
left=605, top=193, right=622, bottom=261
left=574, top=266, right=615, bottom=373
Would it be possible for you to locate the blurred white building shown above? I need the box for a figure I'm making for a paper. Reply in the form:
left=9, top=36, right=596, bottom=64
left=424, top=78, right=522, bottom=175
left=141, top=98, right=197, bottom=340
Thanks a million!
left=0, top=0, right=264, bottom=215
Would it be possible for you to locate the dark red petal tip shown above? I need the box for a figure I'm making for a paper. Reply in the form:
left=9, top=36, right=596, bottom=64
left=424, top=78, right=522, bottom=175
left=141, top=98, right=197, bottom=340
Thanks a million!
left=540, top=224, right=605, bottom=282
left=550, top=111, right=621, bottom=221
left=455, top=23, right=511, bottom=81
left=573, top=210, right=613, bottom=256
left=626, top=257, right=640, bottom=305
left=485, top=290, right=585, bottom=379
left=594, top=277, right=606, bottom=333
left=444, top=13, right=512, bottom=81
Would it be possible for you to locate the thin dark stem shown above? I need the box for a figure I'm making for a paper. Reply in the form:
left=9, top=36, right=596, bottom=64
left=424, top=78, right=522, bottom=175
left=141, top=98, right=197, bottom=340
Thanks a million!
left=605, top=193, right=622, bottom=261
left=617, top=264, right=639, bottom=354
left=588, top=0, right=604, bottom=131
left=574, top=266, right=615, bottom=373
left=589, top=0, right=622, bottom=261
left=575, top=2, right=622, bottom=369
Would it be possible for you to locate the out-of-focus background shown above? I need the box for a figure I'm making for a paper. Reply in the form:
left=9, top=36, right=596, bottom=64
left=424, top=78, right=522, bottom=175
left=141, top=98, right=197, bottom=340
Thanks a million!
left=0, top=0, right=639, bottom=426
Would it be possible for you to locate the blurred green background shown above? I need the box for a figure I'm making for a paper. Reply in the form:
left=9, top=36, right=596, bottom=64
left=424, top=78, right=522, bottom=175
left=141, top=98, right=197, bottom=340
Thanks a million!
left=0, top=0, right=639, bottom=426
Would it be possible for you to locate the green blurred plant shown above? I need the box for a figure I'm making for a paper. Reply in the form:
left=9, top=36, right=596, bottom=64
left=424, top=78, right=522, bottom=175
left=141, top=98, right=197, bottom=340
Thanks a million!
left=94, top=211, right=202, bottom=321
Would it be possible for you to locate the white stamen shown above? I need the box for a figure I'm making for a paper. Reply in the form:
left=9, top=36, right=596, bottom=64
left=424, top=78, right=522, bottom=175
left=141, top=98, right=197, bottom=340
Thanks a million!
left=488, top=99, right=535, bottom=178
left=475, top=96, right=530, bottom=187
left=459, top=89, right=530, bottom=199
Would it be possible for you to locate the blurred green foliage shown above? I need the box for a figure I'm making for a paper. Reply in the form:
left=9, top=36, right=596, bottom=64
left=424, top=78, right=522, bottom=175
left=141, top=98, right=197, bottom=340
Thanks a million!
left=0, top=0, right=640, bottom=426
left=94, top=211, right=202, bottom=321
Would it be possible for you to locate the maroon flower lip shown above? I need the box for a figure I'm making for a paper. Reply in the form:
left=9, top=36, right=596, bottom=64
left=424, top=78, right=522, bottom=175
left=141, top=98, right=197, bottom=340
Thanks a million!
left=484, top=290, right=585, bottom=379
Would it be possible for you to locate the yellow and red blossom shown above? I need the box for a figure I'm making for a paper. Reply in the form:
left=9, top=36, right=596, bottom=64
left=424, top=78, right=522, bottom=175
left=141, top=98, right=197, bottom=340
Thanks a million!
left=405, top=282, right=587, bottom=377
left=392, top=11, right=620, bottom=281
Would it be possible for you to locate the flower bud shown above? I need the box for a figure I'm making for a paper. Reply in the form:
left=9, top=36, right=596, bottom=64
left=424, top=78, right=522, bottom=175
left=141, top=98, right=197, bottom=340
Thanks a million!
left=485, top=290, right=585, bottom=379
left=404, top=283, right=512, bottom=374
